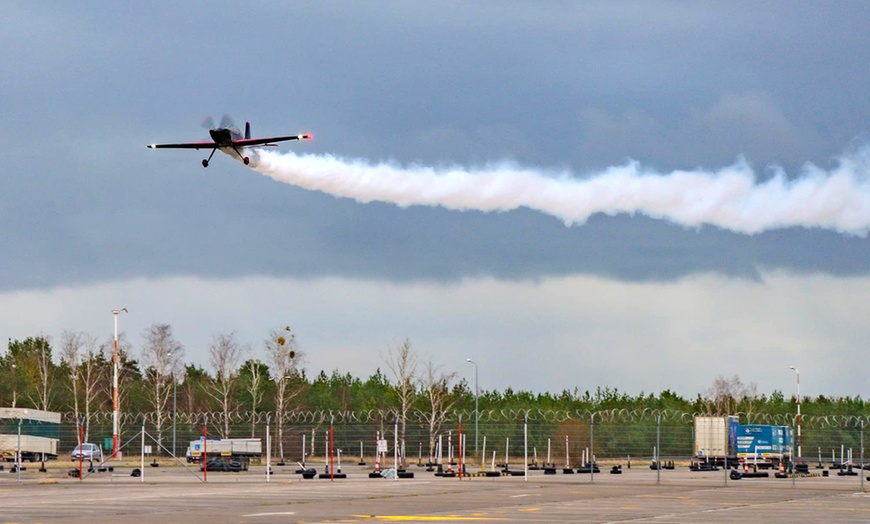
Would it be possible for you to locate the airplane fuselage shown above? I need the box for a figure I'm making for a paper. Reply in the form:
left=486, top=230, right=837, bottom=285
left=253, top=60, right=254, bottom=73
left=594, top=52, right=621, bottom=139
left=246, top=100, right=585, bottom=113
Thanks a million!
left=208, top=128, right=239, bottom=147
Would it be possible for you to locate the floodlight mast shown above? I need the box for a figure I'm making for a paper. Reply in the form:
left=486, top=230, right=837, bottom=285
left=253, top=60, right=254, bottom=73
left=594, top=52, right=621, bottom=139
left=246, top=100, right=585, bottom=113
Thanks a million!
left=112, top=308, right=128, bottom=459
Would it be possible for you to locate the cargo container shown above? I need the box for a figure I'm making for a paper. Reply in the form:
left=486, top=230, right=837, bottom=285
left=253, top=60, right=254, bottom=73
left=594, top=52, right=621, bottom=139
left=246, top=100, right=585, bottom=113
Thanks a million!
left=694, top=415, right=739, bottom=466
left=736, top=424, right=793, bottom=468
left=0, top=408, right=61, bottom=461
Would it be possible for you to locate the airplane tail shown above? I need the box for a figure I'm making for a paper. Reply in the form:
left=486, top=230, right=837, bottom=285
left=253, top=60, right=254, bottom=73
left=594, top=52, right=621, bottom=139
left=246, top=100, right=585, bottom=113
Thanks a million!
left=245, top=122, right=251, bottom=140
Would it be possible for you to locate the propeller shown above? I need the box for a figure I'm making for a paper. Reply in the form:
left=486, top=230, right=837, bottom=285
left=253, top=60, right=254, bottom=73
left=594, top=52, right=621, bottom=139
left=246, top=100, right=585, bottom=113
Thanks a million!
left=200, top=114, right=237, bottom=131
left=219, top=114, right=235, bottom=130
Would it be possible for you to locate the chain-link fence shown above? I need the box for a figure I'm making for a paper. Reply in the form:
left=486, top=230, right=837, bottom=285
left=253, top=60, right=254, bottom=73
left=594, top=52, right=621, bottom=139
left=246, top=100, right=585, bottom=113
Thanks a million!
left=6, top=410, right=857, bottom=473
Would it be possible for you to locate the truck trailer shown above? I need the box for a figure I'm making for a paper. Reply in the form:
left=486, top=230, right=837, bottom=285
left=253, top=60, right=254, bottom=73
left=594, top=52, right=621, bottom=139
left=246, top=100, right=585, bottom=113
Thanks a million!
left=0, top=408, right=61, bottom=462
left=736, top=424, right=793, bottom=468
left=694, top=415, right=739, bottom=467
left=187, top=438, right=262, bottom=469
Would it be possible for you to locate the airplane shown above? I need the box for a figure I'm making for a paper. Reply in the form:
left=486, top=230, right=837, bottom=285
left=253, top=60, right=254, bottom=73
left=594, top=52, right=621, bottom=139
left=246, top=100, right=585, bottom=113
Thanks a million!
left=147, top=116, right=311, bottom=167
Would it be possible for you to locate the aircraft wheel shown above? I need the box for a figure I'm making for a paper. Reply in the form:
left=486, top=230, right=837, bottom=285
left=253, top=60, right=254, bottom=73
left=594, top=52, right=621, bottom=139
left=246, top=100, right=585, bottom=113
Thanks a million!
left=243, top=157, right=250, bottom=165
left=202, top=159, right=209, bottom=168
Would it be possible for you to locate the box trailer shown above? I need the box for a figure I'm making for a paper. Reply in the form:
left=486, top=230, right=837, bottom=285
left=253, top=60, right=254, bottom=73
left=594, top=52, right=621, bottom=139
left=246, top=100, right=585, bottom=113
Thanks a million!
left=188, top=438, right=262, bottom=468
left=0, top=434, right=58, bottom=461
left=694, top=415, right=738, bottom=466
left=736, top=424, right=793, bottom=468
left=0, top=408, right=61, bottom=461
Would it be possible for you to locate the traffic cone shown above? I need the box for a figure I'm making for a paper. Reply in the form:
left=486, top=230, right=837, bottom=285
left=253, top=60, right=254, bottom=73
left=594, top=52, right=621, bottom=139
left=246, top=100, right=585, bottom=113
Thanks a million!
left=743, top=461, right=749, bottom=474
left=779, top=462, right=785, bottom=475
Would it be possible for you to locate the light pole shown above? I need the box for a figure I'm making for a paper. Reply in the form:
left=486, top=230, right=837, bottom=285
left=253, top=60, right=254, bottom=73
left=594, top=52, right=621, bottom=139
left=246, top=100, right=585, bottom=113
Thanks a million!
left=466, top=358, right=479, bottom=456
left=112, top=308, right=127, bottom=459
left=790, top=366, right=801, bottom=463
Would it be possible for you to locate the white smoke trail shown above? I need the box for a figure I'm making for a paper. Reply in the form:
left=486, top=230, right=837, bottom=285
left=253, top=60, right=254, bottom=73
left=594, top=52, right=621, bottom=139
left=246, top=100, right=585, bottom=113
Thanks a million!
left=249, top=144, right=870, bottom=236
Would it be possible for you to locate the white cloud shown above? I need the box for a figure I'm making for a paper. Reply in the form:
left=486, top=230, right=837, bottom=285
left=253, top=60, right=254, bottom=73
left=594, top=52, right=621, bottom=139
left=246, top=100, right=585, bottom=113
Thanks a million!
left=0, top=272, right=866, bottom=401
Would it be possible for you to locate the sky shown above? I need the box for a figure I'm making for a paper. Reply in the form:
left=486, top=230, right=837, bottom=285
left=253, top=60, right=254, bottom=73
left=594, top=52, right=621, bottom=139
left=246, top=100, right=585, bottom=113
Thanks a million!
left=2, top=2, right=869, bottom=401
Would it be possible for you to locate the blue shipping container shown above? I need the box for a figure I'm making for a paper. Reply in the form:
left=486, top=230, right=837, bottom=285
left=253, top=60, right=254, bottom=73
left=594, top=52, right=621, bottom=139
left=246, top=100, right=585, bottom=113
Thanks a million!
left=736, top=425, right=793, bottom=458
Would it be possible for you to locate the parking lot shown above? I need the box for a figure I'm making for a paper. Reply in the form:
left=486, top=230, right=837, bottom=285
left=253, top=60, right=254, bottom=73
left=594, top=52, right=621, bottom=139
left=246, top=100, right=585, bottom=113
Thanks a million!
left=1, top=462, right=868, bottom=523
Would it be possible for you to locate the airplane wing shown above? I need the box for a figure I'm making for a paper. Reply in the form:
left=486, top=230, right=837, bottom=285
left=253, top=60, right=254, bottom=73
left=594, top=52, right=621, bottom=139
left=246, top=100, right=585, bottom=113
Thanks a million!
left=232, top=134, right=312, bottom=147
left=146, top=141, right=216, bottom=150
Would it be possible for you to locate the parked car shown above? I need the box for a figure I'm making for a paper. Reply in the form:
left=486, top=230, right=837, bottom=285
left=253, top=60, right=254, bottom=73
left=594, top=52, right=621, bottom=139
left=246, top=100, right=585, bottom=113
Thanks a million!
left=200, top=457, right=243, bottom=472
left=71, top=443, right=103, bottom=462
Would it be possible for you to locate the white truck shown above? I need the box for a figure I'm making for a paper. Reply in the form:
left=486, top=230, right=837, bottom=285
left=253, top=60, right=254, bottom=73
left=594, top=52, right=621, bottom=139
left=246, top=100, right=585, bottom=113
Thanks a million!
left=187, top=438, right=262, bottom=467
left=0, top=408, right=61, bottom=462
left=694, top=415, right=738, bottom=467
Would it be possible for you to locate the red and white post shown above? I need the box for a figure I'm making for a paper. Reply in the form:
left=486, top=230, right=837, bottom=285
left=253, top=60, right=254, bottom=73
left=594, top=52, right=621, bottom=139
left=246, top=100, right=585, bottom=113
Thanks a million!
left=111, top=308, right=127, bottom=459
left=458, top=417, right=463, bottom=480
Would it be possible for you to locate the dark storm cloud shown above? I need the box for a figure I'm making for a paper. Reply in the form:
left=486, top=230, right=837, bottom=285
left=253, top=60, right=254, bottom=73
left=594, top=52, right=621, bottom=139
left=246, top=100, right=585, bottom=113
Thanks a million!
left=2, top=1, right=869, bottom=291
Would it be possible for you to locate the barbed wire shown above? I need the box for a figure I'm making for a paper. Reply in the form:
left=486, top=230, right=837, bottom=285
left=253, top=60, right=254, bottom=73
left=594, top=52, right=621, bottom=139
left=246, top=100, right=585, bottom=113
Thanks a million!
left=51, top=409, right=870, bottom=428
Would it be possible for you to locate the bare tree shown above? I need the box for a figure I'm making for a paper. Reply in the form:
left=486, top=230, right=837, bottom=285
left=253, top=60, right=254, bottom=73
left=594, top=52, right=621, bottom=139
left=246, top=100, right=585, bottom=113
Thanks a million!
left=265, top=326, right=304, bottom=460
left=59, top=331, right=85, bottom=425
left=61, top=332, right=105, bottom=441
left=243, top=357, right=267, bottom=438
left=419, top=360, right=457, bottom=462
left=25, top=336, right=55, bottom=411
left=384, top=338, right=418, bottom=454
left=704, top=375, right=758, bottom=415
left=141, top=324, right=184, bottom=450
left=79, top=335, right=103, bottom=441
left=205, top=333, right=243, bottom=438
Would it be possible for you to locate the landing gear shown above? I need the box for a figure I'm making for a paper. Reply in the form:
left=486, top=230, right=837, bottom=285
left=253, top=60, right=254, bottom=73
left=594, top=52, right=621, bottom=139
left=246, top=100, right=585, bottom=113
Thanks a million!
left=232, top=145, right=249, bottom=165
left=202, top=148, right=217, bottom=168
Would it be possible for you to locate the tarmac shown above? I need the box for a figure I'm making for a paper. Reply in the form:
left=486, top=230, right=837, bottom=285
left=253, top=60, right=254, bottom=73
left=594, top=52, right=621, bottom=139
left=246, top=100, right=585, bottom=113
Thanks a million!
left=1, top=462, right=868, bottom=523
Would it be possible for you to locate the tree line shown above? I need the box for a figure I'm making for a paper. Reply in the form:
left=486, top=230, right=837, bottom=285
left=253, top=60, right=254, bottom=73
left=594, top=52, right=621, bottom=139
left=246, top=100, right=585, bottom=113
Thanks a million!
left=2, top=327, right=867, bottom=454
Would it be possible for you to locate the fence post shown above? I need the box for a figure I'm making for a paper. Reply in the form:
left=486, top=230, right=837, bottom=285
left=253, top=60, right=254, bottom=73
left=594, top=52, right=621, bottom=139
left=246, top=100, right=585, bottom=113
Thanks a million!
left=140, top=416, right=146, bottom=483
left=266, top=414, right=271, bottom=483
left=723, top=419, right=728, bottom=487
left=523, top=412, right=528, bottom=482
left=330, top=414, right=335, bottom=481
left=723, top=413, right=728, bottom=486
left=791, top=420, right=796, bottom=488
left=77, top=417, right=84, bottom=480
left=590, top=412, right=595, bottom=483
left=656, top=413, right=661, bottom=485
left=17, top=418, right=21, bottom=483
left=861, top=420, right=864, bottom=491
left=203, top=415, right=208, bottom=482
